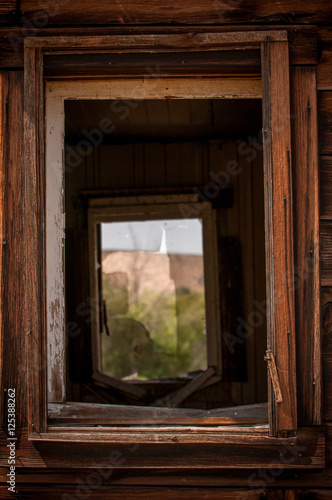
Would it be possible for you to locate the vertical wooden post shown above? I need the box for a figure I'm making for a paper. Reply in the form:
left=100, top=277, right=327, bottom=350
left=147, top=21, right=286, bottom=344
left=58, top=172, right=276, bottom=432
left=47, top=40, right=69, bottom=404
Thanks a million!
left=261, top=41, right=297, bottom=436
left=290, top=66, right=321, bottom=426
left=24, top=45, right=47, bottom=433
left=0, top=72, right=27, bottom=427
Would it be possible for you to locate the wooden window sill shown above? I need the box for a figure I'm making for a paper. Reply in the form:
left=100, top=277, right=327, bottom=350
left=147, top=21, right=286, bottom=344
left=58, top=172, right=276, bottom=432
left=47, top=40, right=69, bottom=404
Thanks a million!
left=48, top=401, right=268, bottom=426
left=28, top=424, right=325, bottom=469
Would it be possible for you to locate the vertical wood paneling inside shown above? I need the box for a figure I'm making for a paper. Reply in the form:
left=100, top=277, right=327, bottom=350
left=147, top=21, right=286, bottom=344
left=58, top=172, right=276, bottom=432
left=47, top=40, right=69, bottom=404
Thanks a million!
left=318, top=92, right=332, bottom=155
left=238, top=144, right=256, bottom=405
left=253, top=149, right=268, bottom=403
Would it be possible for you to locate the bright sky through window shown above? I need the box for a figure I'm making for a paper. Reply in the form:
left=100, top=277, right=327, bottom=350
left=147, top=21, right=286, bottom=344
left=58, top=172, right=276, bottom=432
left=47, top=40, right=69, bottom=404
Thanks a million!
left=101, top=219, right=203, bottom=255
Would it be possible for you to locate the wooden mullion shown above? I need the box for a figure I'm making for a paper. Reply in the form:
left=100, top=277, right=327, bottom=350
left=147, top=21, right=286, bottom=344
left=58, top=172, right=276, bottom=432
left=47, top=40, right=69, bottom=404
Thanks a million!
left=290, top=66, right=321, bottom=425
left=24, top=45, right=47, bottom=434
left=261, top=41, right=297, bottom=436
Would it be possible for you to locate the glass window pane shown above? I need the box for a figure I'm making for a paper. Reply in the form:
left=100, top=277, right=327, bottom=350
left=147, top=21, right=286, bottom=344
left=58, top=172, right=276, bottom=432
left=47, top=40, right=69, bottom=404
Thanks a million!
left=100, top=218, right=207, bottom=380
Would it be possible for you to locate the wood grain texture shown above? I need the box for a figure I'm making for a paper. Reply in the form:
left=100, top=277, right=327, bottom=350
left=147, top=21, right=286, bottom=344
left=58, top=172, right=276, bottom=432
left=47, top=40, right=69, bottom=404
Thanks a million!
left=25, top=32, right=288, bottom=51
left=322, top=288, right=332, bottom=421
left=300, top=492, right=332, bottom=500
left=318, top=92, right=332, bottom=155
left=24, top=46, right=47, bottom=433
left=320, top=223, right=332, bottom=287
left=320, top=156, right=332, bottom=219
left=0, top=486, right=264, bottom=500
left=290, top=66, right=321, bottom=425
left=47, top=78, right=262, bottom=101
left=261, top=41, right=297, bottom=436
left=0, top=487, right=319, bottom=500
left=0, top=428, right=45, bottom=468
left=45, top=77, right=66, bottom=403
left=287, top=27, right=317, bottom=65
left=0, top=2, right=16, bottom=26
left=317, top=28, right=332, bottom=90
left=317, top=43, right=332, bottom=90
left=15, top=1, right=332, bottom=25
left=0, top=25, right=317, bottom=69
left=47, top=402, right=268, bottom=426
left=0, top=426, right=324, bottom=469
left=43, top=50, right=261, bottom=77
left=0, top=71, right=27, bottom=427
left=323, top=352, right=332, bottom=422
left=0, top=426, right=330, bottom=487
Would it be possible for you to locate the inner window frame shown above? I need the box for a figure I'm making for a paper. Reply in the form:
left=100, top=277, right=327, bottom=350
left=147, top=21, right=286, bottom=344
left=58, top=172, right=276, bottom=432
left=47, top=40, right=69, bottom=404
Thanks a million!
left=23, top=31, right=323, bottom=463
left=45, top=77, right=264, bottom=413
left=88, top=195, right=222, bottom=401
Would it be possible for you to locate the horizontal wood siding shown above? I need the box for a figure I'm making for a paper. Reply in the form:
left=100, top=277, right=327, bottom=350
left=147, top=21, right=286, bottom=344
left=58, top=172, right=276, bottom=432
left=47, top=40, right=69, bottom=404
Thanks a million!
left=10, top=1, right=332, bottom=25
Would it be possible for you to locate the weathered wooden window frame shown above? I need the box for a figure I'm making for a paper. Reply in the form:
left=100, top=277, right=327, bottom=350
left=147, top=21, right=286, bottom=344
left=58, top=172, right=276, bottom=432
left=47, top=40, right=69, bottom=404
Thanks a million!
left=88, top=195, right=222, bottom=402
left=45, top=76, right=261, bottom=408
left=23, top=31, right=324, bottom=468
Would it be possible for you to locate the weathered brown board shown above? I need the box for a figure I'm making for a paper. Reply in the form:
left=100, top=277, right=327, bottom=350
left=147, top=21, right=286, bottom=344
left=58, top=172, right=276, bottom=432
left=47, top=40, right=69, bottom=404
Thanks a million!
left=317, top=44, right=332, bottom=91
left=0, top=427, right=330, bottom=489
left=24, top=46, right=47, bottom=433
left=320, top=156, right=332, bottom=219
left=0, top=486, right=264, bottom=500
left=261, top=41, right=297, bottom=436
left=321, top=224, right=332, bottom=287
left=0, top=26, right=317, bottom=69
left=318, top=92, right=332, bottom=155
left=290, top=66, right=321, bottom=425
left=13, top=1, right=332, bottom=25
left=318, top=28, right=332, bottom=90
left=0, top=426, right=324, bottom=469
left=322, top=287, right=332, bottom=421
left=48, top=402, right=268, bottom=426
left=0, top=71, right=27, bottom=428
